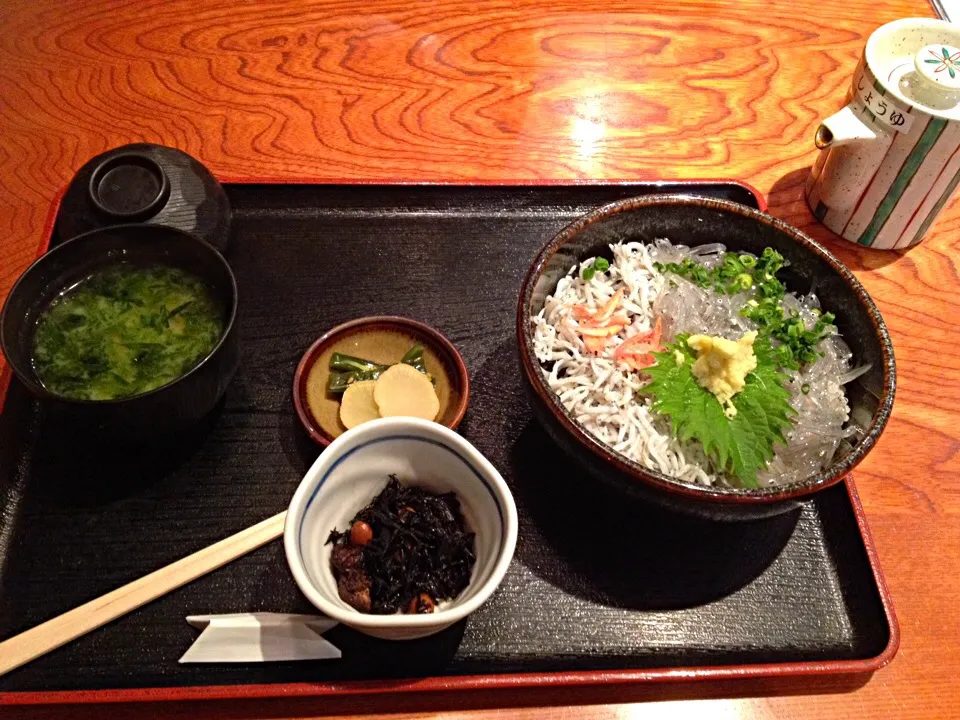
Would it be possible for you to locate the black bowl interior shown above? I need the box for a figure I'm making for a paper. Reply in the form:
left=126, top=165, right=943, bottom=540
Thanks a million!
left=520, top=195, right=895, bottom=501
left=1, top=224, right=236, bottom=400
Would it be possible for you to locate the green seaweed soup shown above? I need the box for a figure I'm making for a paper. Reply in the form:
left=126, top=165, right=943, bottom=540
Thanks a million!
left=32, top=264, right=224, bottom=401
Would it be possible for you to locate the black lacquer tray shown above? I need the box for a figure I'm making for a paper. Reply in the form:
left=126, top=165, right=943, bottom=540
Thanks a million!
left=0, top=182, right=896, bottom=704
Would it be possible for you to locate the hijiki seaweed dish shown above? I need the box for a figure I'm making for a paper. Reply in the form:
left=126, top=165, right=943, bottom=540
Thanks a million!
left=327, top=476, right=476, bottom=614
left=531, top=240, right=871, bottom=489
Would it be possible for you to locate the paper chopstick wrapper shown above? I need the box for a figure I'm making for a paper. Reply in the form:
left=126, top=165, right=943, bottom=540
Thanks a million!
left=179, top=612, right=340, bottom=663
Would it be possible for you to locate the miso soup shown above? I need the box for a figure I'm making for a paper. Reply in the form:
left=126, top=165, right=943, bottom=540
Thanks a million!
left=32, top=264, right=223, bottom=401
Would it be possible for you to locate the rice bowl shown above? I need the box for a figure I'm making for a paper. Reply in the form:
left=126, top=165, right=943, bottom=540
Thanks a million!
left=531, top=239, right=869, bottom=489
left=517, top=195, right=895, bottom=518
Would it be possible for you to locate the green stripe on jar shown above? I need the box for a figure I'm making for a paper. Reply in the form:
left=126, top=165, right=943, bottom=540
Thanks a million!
left=857, top=117, right=949, bottom=247
left=909, top=165, right=960, bottom=247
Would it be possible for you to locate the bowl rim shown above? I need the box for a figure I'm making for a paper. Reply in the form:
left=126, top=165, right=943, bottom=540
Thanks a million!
left=283, top=416, right=519, bottom=628
left=516, top=193, right=896, bottom=504
left=0, top=222, right=238, bottom=405
left=292, top=315, right=471, bottom=447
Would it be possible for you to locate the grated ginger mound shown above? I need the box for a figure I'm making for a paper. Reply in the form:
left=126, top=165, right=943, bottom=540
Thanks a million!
left=687, top=331, right=758, bottom=418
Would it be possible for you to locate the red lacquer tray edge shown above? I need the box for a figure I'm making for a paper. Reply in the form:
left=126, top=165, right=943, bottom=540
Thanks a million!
left=0, top=187, right=62, bottom=418
left=0, top=179, right=900, bottom=706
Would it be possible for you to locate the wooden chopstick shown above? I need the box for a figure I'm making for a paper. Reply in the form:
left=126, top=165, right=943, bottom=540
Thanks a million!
left=0, top=511, right=287, bottom=678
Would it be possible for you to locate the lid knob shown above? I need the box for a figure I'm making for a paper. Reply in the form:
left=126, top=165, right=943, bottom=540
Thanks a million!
left=915, top=44, right=960, bottom=92
left=88, top=153, right=171, bottom=220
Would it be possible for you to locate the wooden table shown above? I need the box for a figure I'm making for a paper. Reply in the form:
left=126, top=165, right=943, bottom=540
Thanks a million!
left=1, top=1, right=957, bottom=718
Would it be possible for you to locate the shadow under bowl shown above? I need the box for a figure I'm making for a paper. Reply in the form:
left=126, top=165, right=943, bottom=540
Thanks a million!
left=293, top=316, right=470, bottom=447
left=0, top=223, right=238, bottom=439
left=516, top=194, right=896, bottom=521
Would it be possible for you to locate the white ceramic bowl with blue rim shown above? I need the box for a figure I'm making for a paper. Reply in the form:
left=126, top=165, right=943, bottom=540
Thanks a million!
left=284, top=416, right=518, bottom=640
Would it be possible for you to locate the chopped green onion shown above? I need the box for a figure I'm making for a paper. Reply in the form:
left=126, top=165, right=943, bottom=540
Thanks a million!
left=582, top=257, right=611, bottom=281
left=582, top=257, right=609, bottom=281
left=657, top=244, right=832, bottom=372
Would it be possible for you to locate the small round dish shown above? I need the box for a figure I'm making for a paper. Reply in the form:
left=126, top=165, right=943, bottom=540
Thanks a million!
left=284, top=416, right=518, bottom=640
left=293, top=316, right=470, bottom=446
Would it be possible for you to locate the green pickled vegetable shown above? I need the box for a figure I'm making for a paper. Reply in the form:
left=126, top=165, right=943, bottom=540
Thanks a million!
left=326, top=344, right=431, bottom=393
left=32, top=264, right=223, bottom=401
left=400, top=344, right=428, bottom=374
left=330, top=353, right=387, bottom=373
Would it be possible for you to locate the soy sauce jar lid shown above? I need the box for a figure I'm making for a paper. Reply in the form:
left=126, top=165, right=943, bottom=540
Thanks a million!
left=915, top=44, right=960, bottom=93
left=868, top=18, right=960, bottom=119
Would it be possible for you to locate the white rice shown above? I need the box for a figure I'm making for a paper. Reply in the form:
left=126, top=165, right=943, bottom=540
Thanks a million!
left=531, top=239, right=860, bottom=487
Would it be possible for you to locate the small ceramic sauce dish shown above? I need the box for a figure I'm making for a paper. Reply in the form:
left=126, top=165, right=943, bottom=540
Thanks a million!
left=284, top=416, right=518, bottom=640
left=293, top=316, right=469, bottom=446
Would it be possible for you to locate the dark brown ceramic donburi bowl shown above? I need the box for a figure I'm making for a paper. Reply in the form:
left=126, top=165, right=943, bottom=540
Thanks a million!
left=293, top=316, right=470, bottom=447
left=517, top=195, right=896, bottom=521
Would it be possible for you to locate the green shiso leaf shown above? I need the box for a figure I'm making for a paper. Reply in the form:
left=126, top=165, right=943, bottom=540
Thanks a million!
left=642, top=334, right=795, bottom=488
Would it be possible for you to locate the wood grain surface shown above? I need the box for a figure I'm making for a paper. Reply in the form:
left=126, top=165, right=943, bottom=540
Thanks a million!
left=0, top=1, right=957, bottom=718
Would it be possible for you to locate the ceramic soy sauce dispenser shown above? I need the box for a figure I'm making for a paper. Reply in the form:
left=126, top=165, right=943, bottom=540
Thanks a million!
left=806, top=18, right=960, bottom=250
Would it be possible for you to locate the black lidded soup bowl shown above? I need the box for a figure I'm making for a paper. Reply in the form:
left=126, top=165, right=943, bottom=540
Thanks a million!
left=516, top=195, right=896, bottom=521
left=1, top=224, right=238, bottom=439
